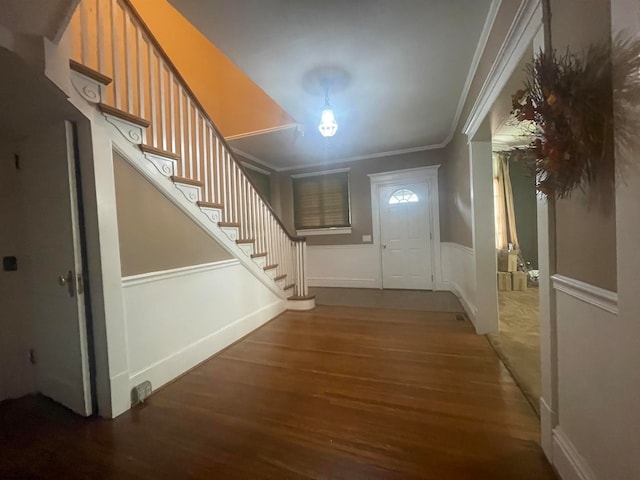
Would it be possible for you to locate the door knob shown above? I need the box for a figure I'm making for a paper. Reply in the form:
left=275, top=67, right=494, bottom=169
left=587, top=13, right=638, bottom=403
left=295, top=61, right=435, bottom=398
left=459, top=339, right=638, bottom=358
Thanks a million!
left=58, top=270, right=75, bottom=297
left=382, top=243, right=387, bottom=249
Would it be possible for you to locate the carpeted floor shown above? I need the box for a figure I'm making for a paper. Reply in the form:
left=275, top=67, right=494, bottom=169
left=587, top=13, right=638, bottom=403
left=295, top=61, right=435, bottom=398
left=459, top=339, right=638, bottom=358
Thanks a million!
left=488, top=287, right=541, bottom=415
left=309, top=287, right=465, bottom=313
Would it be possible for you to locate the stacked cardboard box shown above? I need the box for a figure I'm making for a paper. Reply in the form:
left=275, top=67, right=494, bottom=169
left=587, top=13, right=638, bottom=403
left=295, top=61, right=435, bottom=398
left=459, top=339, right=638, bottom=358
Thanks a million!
left=511, top=271, right=527, bottom=291
left=497, top=249, right=518, bottom=272
left=497, top=271, right=512, bottom=291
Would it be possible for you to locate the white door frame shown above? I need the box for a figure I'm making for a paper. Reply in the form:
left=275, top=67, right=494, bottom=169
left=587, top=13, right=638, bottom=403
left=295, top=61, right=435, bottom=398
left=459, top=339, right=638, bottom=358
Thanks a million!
left=461, top=0, right=557, bottom=462
left=369, top=166, right=443, bottom=290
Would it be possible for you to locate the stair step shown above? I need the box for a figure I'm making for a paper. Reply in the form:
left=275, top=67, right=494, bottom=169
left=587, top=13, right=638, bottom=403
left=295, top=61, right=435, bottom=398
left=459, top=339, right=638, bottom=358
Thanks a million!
left=287, top=294, right=316, bottom=301
left=273, top=274, right=287, bottom=281
left=140, top=144, right=181, bottom=161
left=218, top=222, right=240, bottom=228
left=170, top=176, right=203, bottom=187
left=98, top=103, right=150, bottom=128
left=197, top=201, right=224, bottom=209
left=236, top=238, right=255, bottom=245
left=263, top=264, right=278, bottom=271
left=69, top=60, right=112, bottom=85
left=250, top=252, right=267, bottom=259
left=284, top=283, right=295, bottom=291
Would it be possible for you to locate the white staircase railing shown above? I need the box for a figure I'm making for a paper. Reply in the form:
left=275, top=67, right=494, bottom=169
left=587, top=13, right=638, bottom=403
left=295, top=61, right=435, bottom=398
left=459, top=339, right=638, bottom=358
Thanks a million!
left=69, top=0, right=308, bottom=297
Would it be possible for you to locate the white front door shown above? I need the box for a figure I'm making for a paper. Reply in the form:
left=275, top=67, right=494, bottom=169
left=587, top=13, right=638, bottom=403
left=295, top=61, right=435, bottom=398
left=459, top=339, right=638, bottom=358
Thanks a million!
left=21, top=121, right=93, bottom=416
left=379, top=183, right=433, bottom=290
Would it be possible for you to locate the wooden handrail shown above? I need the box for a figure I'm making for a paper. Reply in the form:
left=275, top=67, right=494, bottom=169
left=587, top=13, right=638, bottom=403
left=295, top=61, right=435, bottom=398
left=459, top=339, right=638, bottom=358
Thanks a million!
left=120, top=0, right=301, bottom=243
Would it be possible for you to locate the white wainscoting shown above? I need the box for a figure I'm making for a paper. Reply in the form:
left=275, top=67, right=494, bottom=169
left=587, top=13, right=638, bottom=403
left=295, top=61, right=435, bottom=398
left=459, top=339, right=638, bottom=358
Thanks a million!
left=122, top=259, right=286, bottom=394
left=440, top=242, right=477, bottom=322
left=307, top=244, right=381, bottom=288
left=551, top=275, right=635, bottom=480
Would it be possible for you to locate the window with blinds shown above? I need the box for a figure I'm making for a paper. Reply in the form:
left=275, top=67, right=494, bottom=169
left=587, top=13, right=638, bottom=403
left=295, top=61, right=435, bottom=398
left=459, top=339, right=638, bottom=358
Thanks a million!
left=293, top=171, right=351, bottom=230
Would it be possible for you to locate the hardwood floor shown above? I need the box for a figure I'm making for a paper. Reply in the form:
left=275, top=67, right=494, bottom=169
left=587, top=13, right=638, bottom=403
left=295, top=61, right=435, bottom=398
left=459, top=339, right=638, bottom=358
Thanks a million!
left=0, top=306, right=556, bottom=479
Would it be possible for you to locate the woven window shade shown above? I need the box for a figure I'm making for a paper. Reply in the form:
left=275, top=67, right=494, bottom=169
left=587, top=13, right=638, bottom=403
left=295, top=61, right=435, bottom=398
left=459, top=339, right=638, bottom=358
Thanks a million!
left=293, top=172, right=350, bottom=229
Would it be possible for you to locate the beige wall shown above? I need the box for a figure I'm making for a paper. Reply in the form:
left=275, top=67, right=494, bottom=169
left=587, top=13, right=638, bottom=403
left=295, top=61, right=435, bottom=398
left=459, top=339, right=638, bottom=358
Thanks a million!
left=0, top=143, right=34, bottom=401
left=440, top=0, right=523, bottom=247
left=551, top=0, right=617, bottom=291
left=113, top=152, right=231, bottom=277
left=274, top=150, right=447, bottom=246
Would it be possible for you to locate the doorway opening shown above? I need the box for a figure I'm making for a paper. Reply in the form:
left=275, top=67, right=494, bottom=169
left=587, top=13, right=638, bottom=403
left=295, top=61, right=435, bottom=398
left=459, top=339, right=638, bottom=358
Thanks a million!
left=486, top=49, right=542, bottom=414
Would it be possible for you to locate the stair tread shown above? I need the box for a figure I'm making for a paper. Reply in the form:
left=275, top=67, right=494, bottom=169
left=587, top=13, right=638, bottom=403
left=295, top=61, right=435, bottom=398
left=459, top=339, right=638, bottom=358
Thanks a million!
left=263, top=264, right=278, bottom=271
left=284, top=283, right=295, bottom=290
left=140, top=144, right=181, bottom=161
left=288, top=295, right=316, bottom=301
left=250, top=252, right=267, bottom=258
left=236, top=238, right=255, bottom=244
left=197, top=201, right=224, bottom=209
left=273, top=274, right=287, bottom=281
left=170, top=175, right=203, bottom=187
left=70, top=60, right=112, bottom=85
left=98, top=103, right=150, bottom=128
left=219, top=222, right=240, bottom=228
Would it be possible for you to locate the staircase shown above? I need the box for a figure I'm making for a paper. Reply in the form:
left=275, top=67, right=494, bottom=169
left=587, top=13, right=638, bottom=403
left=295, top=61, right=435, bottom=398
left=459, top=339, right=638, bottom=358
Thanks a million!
left=66, top=0, right=312, bottom=307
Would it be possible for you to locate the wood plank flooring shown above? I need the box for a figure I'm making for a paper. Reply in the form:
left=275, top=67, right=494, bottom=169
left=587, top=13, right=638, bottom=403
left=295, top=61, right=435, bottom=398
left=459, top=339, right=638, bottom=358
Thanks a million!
left=0, top=305, right=557, bottom=479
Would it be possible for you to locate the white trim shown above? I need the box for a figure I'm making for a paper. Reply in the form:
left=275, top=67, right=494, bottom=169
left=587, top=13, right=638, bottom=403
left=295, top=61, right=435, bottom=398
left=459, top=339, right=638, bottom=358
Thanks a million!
left=230, top=148, right=277, bottom=172
left=552, top=428, right=597, bottom=480
left=296, top=227, right=352, bottom=236
left=122, top=260, right=239, bottom=287
left=128, top=299, right=285, bottom=390
left=278, top=144, right=446, bottom=173
left=551, top=274, right=618, bottom=315
left=241, top=161, right=271, bottom=176
left=369, top=166, right=442, bottom=291
left=441, top=0, right=502, bottom=147
left=463, top=0, right=542, bottom=140
left=308, top=277, right=379, bottom=289
left=441, top=242, right=477, bottom=321
left=225, top=123, right=299, bottom=141
left=291, top=167, right=350, bottom=178
left=540, top=396, right=557, bottom=461
left=286, top=297, right=316, bottom=311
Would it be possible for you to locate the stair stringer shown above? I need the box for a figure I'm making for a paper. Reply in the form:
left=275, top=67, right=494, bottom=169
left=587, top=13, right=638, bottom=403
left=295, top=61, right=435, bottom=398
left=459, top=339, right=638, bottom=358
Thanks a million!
left=75, top=102, right=288, bottom=300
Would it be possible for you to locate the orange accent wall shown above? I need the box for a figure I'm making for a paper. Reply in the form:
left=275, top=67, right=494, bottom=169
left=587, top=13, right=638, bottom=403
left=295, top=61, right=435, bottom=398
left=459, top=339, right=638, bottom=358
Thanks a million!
left=128, top=0, right=294, bottom=138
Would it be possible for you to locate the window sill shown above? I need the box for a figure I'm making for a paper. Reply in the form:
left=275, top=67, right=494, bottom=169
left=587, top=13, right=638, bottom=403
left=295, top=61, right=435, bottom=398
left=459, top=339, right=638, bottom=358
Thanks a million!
left=296, top=227, right=352, bottom=236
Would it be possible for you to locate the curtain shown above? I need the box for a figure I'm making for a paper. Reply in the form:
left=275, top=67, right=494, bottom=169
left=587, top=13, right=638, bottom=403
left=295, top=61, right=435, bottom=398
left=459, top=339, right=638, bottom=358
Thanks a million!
left=494, top=155, right=519, bottom=250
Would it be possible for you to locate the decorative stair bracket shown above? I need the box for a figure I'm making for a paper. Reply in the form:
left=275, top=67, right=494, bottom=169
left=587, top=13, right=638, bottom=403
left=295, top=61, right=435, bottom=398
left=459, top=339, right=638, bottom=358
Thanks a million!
left=197, top=202, right=223, bottom=225
left=171, top=176, right=202, bottom=203
left=235, top=240, right=255, bottom=257
left=98, top=103, right=149, bottom=145
left=140, top=146, right=178, bottom=177
left=251, top=253, right=268, bottom=269
left=69, top=60, right=111, bottom=105
left=218, top=223, right=240, bottom=242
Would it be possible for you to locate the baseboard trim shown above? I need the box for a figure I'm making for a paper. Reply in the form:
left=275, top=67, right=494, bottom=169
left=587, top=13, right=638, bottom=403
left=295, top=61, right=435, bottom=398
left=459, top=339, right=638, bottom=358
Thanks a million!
left=307, top=277, right=380, bottom=289
left=540, top=396, right=556, bottom=461
left=128, top=300, right=285, bottom=393
left=450, top=280, right=478, bottom=323
left=551, top=274, right=618, bottom=315
left=552, top=427, right=596, bottom=480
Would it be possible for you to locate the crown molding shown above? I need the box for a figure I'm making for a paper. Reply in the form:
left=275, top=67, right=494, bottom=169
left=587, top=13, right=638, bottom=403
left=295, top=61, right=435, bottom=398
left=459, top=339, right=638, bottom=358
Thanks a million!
left=441, top=0, right=502, bottom=147
left=225, top=123, right=299, bottom=141
left=462, top=0, right=542, bottom=141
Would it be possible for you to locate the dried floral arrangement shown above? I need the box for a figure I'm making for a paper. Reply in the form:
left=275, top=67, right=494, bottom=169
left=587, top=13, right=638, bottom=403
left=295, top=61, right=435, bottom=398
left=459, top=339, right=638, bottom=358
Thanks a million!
left=511, top=35, right=640, bottom=199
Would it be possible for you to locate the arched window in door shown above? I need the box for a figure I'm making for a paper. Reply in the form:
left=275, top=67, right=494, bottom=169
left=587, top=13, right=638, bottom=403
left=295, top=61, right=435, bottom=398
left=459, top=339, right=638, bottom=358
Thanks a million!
left=388, top=188, right=419, bottom=204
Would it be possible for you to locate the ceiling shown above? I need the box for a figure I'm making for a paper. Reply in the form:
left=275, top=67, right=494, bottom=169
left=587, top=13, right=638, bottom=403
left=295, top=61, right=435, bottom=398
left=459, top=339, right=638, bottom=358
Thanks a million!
left=0, top=0, right=79, bottom=42
left=168, top=0, right=495, bottom=171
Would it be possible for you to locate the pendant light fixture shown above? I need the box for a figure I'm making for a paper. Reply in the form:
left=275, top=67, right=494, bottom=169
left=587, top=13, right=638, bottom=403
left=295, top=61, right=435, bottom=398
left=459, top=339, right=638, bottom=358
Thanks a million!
left=318, top=87, right=338, bottom=137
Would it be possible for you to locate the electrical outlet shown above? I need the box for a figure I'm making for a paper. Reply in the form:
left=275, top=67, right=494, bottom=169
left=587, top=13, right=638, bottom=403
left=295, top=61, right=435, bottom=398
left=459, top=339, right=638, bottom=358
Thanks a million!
left=132, top=380, right=153, bottom=404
